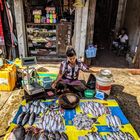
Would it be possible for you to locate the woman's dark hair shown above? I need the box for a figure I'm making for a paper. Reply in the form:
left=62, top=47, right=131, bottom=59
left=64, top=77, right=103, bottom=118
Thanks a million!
left=66, top=48, right=76, bottom=57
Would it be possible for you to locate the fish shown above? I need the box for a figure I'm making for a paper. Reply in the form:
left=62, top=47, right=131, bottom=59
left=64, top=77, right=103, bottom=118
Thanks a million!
left=126, top=133, right=135, bottom=140
left=31, top=134, right=37, bottom=140
left=41, top=108, right=45, bottom=114
left=22, top=112, right=30, bottom=126
left=55, top=131, right=61, bottom=140
left=17, top=112, right=26, bottom=125
left=36, top=106, right=41, bottom=115
left=28, top=113, right=36, bottom=126
left=25, top=103, right=30, bottom=111
left=7, top=132, right=17, bottom=140
left=12, top=126, right=25, bottom=140
left=113, top=115, right=122, bottom=127
left=22, top=106, right=27, bottom=112
left=106, top=134, right=115, bottom=140
left=24, top=131, right=33, bottom=140
left=48, top=132, right=55, bottom=139
left=33, top=106, right=38, bottom=114
left=61, top=132, right=69, bottom=140
left=30, top=104, right=35, bottom=113
left=33, top=100, right=40, bottom=106
left=40, top=102, right=46, bottom=109
left=38, top=132, right=48, bottom=140
left=87, top=134, right=94, bottom=140
left=43, top=120, right=46, bottom=130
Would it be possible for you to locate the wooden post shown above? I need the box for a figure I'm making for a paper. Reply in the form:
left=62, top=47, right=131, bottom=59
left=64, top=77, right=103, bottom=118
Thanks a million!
left=73, top=8, right=82, bottom=59
left=85, top=0, right=97, bottom=65
left=14, top=0, right=27, bottom=57
left=115, top=0, right=127, bottom=32
left=79, top=0, right=89, bottom=60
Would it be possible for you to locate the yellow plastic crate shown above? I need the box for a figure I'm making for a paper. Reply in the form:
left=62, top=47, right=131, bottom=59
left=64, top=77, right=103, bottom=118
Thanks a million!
left=0, top=64, right=17, bottom=91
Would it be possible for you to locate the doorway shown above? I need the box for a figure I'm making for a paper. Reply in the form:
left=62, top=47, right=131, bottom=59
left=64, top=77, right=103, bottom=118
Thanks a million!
left=93, top=0, right=128, bottom=68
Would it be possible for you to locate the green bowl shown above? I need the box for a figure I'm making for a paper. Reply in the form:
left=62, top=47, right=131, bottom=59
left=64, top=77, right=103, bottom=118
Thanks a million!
left=84, top=89, right=95, bottom=98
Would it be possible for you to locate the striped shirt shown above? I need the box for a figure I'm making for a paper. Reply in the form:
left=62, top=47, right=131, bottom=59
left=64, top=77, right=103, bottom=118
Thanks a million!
left=59, top=60, right=89, bottom=80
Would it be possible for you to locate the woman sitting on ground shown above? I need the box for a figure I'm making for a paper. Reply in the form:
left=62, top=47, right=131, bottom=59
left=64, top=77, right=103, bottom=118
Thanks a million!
left=51, top=47, right=93, bottom=96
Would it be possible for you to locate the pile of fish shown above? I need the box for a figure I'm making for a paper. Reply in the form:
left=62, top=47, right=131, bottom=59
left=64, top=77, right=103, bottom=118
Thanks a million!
left=80, top=101, right=111, bottom=118
left=78, top=131, right=134, bottom=140
left=106, top=114, right=122, bottom=129
left=35, top=109, right=65, bottom=132
left=73, top=113, right=97, bottom=130
left=103, top=131, right=134, bottom=140
left=7, top=126, right=69, bottom=140
left=16, top=100, right=47, bottom=126
left=7, top=126, right=25, bottom=140
left=78, top=132, right=102, bottom=140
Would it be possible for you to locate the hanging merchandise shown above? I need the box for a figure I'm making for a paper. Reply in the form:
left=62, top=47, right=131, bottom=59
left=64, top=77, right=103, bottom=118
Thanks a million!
left=33, top=10, right=42, bottom=23
left=3, top=1, right=17, bottom=60
left=45, top=7, right=57, bottom=23
left=0, top=0, right=3, bottom=10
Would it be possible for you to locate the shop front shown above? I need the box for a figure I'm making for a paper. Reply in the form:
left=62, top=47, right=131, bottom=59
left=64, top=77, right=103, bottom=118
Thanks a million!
left=21, top=0, right=75, bottom=60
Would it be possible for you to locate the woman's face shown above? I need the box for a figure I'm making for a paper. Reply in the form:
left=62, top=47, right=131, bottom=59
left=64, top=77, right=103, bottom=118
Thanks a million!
left=68, top=55, right=77, bottom=65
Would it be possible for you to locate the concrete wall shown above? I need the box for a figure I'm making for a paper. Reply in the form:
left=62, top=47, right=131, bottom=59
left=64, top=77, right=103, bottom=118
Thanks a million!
left=14, top=0, right=27, bottom=57
left=124, top=0, right=140, bottom=52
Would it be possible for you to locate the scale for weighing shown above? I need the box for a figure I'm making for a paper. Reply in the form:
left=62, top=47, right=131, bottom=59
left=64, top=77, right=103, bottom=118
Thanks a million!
left=21, top=57, right=45, bottom=95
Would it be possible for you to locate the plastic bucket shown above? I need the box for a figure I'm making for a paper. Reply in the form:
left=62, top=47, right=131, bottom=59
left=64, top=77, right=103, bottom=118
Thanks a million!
left=96, top=70, right=113, bottom=95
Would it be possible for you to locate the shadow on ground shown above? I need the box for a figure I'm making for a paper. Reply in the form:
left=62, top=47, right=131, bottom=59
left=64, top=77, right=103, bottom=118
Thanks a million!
left=92, top=48, right=129, bottom=68
left=110, top=84, right=140, bottom=136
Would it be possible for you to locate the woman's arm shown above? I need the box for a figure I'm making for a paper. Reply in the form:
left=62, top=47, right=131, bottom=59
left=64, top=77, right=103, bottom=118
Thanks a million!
left=51, top=73, right=63, bottom=89
left=52, top=62, right=65, bottom=89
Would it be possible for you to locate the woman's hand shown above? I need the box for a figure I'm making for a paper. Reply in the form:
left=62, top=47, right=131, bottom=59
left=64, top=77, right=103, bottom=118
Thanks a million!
left=51, top=81, right=57, bottom=89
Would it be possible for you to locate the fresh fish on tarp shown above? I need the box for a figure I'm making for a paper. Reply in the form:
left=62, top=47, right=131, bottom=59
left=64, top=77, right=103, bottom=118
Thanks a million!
left=33, top=100, right=40, bottom=106
left=106, top=115, right=122, bottom=129
left=28, top=113, right=36, bottom=126
left=25, top=103, right=30, bottom=110
left=30, top=104, right=35, bottom=114
left=60, top=132, right=69, bottom=140
left=40, top=102, right=46, bottom=109
left=22, top=112, right=30, bottom=126
left=48, top=132, right=56, bottom=139
left=80, top=101, right=111, bottom=117
left=16, top=112, right=26, bottom=125
left=22, top=106, right=27, bottom=112
left=79, top=132, right=103, bottom=140
left=8, top=126, right=25, bottom=140
left=73, top=113, right=96, bottom=130
left=36, top=106, right=41, bottom=115
left=38, top=132, right=48, bottom=140
left=24, top=131, right=33, bottom=140
left=33, top=106, right=38, bottom=114
left=55, top=131, right=61, bottom=140
left=35, top=109, right=65, bottom=132
left=31, top=134, right=38, bottom=140
left=106, top=131, right=135, bottom=140
left=41, top=107, right=45, bottom=114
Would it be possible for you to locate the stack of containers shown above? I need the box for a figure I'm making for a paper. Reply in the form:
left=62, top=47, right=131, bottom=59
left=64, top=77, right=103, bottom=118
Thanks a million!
left=45, top=7, right=57, bottom=23
left=0, top=64, right=17, bottom=91
left=33, top=10, right=42, bottom=24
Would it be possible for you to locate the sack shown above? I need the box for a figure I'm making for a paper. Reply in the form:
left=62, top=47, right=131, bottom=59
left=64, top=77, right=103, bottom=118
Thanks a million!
left=87, top=74, right=96, bottom=90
